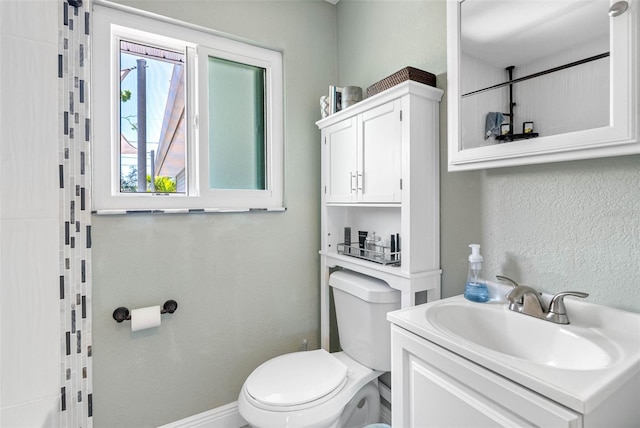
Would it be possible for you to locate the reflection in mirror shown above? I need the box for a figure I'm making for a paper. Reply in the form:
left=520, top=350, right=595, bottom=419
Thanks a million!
left=460, top=0, right=610, bottom=150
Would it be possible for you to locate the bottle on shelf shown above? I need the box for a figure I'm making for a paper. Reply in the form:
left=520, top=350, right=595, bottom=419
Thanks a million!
left=365, top=232, right=381, bottom=260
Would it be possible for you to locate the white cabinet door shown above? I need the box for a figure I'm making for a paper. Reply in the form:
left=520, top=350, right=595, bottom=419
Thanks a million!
left=391, top=326, right=581, bottom=428
left=324, top=117, right=358, bottom=203
left=323, top=100, right=402, bottom=204
left=359, top=99, right=402, bottom=203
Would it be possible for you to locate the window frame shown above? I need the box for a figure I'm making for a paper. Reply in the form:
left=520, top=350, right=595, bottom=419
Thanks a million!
left=92, top=4, right=284, bottom=212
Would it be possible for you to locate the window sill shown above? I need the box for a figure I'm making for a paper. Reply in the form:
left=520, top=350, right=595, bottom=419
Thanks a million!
left=92, top=207, right=287, bottom=215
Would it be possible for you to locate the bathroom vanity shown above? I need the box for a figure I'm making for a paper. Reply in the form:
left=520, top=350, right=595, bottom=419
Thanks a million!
left=316, top=81, right=444, bottom=351
left=388, top=296, right=640, bottom=427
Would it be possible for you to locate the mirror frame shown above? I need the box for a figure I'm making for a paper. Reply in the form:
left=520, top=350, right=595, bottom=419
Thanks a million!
left=447, top=0, right=639, bottom=171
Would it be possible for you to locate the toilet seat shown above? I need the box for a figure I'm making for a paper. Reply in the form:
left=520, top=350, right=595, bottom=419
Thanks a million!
left=238, top=351, right=382, bottom=428
left=246, top=349, right=348, bottom=409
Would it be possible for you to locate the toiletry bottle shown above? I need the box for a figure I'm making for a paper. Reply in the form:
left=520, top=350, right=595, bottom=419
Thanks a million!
left=464, top=244, right=489, bottom=302
left=358, top=231, right=368, bottom=256
left=365, top=232, right=378, bottom=259
left=390, top=235, right=396, bottom=261
left=370, top=232, right=381, bottom=260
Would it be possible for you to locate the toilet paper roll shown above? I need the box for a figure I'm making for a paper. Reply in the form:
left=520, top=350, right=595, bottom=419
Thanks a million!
left=131, top=306, right=161, bottom=332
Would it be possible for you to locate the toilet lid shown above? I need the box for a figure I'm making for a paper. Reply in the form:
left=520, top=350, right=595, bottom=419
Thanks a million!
left=246, top=349, right=348, bottom=407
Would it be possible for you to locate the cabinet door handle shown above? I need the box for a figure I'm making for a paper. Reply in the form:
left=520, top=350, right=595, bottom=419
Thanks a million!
left=357, top=172, right=363, bottom=192
left=350, top=173, right=357, bottom=193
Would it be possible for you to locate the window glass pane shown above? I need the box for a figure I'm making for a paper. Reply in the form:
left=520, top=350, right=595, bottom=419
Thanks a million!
left=119, top=40, right=186, bottom=193
left=207, top=57, right=266, bottom=190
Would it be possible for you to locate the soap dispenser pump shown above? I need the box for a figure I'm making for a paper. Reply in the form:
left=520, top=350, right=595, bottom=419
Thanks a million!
left=464, top=244, right=489, bottom=302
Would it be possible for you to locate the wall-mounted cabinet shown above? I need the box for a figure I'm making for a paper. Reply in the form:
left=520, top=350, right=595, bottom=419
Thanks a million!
left=447, top=0, right=639, bottom=171
left=325, top=100, right=402, bottom=203
left=316, top=81, right=443, bottom=350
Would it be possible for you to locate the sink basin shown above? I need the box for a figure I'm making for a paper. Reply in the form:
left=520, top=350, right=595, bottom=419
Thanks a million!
left=427, top=301, right=615, bottom=370
left=387, top=294, right=640, bottom=414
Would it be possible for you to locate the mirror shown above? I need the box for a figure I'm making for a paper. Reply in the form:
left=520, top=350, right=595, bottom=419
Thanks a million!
left=461, top=0, right=609, bottom=149
left=447, top=0, right=638, bottom=170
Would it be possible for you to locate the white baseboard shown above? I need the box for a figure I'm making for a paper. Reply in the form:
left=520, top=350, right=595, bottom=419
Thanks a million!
left=378, top=381, right=392, bottom=425
left=380, top=403, right=392, bottom=425
left=158, top=402, right=247, bottom=428
left=378, top=382, right=391, bottom=406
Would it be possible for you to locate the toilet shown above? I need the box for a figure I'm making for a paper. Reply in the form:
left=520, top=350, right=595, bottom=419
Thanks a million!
left=238, top=270, right=400, bottom=428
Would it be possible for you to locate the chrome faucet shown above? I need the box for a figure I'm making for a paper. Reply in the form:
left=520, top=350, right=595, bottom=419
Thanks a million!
left=500, top=276, right=588, bottom=324
left=505, top=285, right=547, bottom=318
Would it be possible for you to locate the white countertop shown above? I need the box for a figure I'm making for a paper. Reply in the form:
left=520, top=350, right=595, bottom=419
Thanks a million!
left=387, top=294, right=640, bottom=414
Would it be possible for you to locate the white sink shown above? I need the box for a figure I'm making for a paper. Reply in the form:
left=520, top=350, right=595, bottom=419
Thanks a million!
left=427, top=301, right=617, bottom=370
left=387, top=294, right=640, bottom=414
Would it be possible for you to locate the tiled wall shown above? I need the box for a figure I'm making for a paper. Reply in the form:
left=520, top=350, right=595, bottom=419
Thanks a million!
left=0, top=0, right=62, bottom=426
left=59, top=0, right=94, bottom=426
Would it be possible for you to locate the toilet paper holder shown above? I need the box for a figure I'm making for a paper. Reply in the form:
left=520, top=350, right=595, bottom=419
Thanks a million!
left=113, top=300, right=178, bottom=323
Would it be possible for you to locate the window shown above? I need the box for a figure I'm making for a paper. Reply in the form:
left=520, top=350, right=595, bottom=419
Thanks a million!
left=207, top=57, right=265, bottom=191
left=92, top=5, right=284, bottom=212
left=118, top=40, right=186, bottom=194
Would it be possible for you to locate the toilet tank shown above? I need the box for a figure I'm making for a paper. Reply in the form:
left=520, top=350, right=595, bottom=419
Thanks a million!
left=329, top=270, right=400, bottom=372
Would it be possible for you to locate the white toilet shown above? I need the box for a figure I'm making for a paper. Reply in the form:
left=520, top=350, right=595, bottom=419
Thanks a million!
left=238, top=270, right=400, bottom=428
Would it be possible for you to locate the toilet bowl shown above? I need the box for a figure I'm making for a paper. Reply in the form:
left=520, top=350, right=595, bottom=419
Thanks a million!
left=238, top=350, right=381, bottom=428
left=238, top=270, right=400, bottom=428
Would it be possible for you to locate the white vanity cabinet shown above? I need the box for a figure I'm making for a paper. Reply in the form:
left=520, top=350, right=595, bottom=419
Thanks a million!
left=390, top=325, right=581, bottom=427
left=324, top=100, right=402, bottom=204
left=316, top=81, right=443, bottom=350
left=388, top=299, right=640, bottom=428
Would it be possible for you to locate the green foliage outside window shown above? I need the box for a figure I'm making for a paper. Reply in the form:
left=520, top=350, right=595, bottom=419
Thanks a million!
left=121, top=166, right=176, bottom=193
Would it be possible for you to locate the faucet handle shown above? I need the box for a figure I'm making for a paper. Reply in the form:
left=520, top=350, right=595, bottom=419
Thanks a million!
left=547, top=291, right=589, bottom=324
left=496, top=275, right=520, bottom=288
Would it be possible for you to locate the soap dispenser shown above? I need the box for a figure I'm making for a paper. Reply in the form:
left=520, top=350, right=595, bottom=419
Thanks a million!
left=464, top=244, right=489, bottom=302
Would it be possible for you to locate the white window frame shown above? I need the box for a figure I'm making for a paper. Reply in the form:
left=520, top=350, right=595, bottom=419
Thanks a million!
left=92, top=3, right=284, bottom=212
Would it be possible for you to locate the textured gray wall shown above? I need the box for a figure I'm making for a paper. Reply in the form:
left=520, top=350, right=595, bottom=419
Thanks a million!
left=480, top=156, right=640, bottom=313
left=91, top=2, right=336, bottom=426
